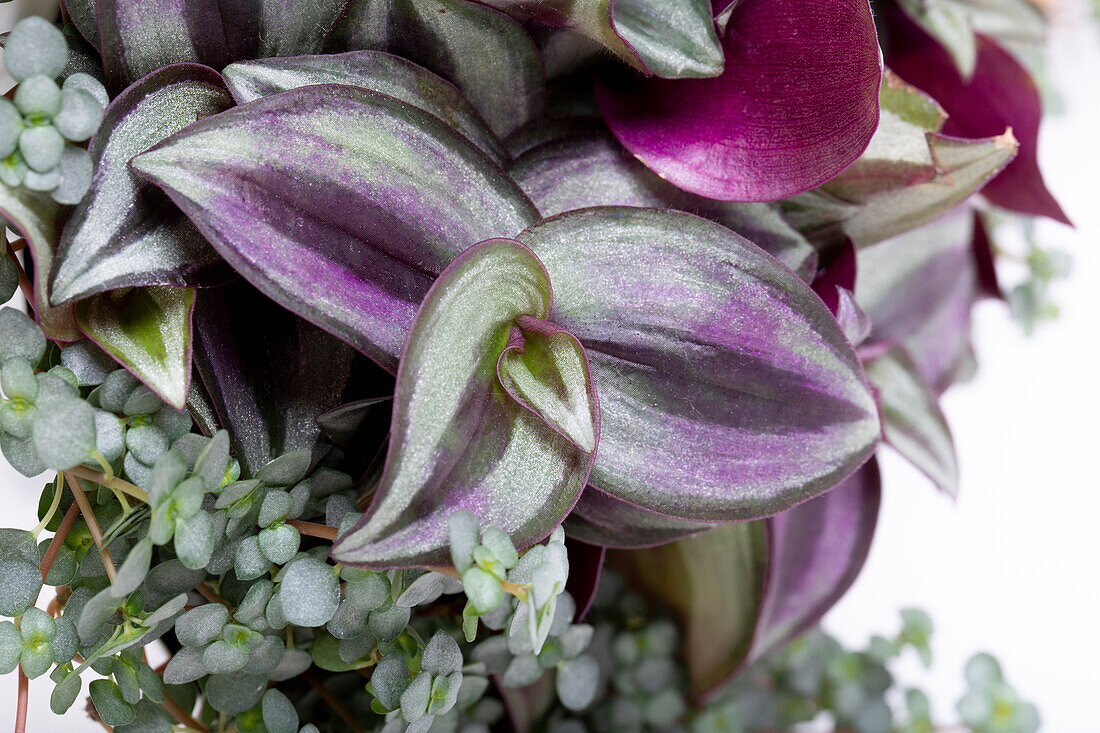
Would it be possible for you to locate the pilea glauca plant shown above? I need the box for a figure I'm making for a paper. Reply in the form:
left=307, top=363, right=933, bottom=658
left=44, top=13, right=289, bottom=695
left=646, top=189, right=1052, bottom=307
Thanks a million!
left=0, top=0, right=1060, bottom=731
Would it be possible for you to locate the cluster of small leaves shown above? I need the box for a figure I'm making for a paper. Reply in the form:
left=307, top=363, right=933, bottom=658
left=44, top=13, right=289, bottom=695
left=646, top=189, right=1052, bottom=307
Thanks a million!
left=1008, top=235, right=1072, bottom=334
left=0, top=17, right=106, bottom=204
left=538, top=578, right=1039, bottom=733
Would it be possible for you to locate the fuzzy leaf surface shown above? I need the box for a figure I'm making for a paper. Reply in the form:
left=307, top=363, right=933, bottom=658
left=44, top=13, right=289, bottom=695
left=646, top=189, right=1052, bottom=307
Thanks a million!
left=50, top=63, right=231, bottom=305
left=132, top=84, right=538, bottom=372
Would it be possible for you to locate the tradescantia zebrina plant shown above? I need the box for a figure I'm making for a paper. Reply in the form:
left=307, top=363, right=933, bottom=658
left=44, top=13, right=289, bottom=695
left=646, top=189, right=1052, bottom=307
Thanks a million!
left=0, top=0, right=1062, bottom=730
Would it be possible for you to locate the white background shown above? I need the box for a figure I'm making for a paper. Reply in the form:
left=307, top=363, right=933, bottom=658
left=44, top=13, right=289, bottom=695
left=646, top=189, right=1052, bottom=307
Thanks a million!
left=0, top=0, right=1096, bottom=730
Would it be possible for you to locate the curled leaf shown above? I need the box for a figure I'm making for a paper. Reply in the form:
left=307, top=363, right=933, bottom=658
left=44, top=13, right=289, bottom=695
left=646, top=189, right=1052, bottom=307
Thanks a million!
left=333, top=239, right=598, bottom=568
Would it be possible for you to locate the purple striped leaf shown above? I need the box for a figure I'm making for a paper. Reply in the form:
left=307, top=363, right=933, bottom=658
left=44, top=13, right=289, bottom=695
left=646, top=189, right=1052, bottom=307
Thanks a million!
left=332, top=239, right=598, bottom=568
left=50, top=64, right=232, bottom=306
left=596, top=0, right=882, bottom=202
left=865, top=346, right=959, bottom=497
left=611, top=458, right=881, bottom=698
left=565, top=489, right=711, bottom=549
left=326, top=0, right=545, bottom=137
left=886, top=6, right=1070, bottom=225
left=62, top=0, right=99, bottom=49
left=192, top=281, right=390, bottom=476
left=856, top=208, right=980, bottom=394
left=478, top=0, right=722, bottom=79
left=0, top=186, right=80, bottom=342
left=518, top=208, right=880, bottom=521
left=131, top=84, right=539, bottom=373
left=95, top=0, right=350, bottom=90
left=222, top=51, right=507, bottom=166
left=508, top=127, right=817, bottom=280
left=75, top=286, right=195, bottom=409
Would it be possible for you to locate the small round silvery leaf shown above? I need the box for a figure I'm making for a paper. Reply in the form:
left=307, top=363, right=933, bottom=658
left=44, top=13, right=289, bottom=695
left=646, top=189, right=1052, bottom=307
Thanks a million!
left=367, top=600, right=410, bottom=642
left=278, top=557, right=339, bottom=627
left=372, top=652, right=411, bottom=711
left=13, top=75, right=62, bottom=118
left=256, top=450, right=311, bottom=486
left=448, top=510, right=480, bottom=573
left=0, top=558, right=42, bottom=616
left=18, top=125, right=64, bottom=173
left=89, top=679, right=135, bottom=727
left=0, top=620, right=22, bottom=674
left=202, top=639, right=249, bottom=674
left=0, top=309, right=47, bottom=364
left=1, top=357, right=38, bottom=401
left=62, top=73, right=108, bottom=107
left=556, top=655, right=600, bottom=711
left=174, top=511, right=215, bottom=570
left=51, top=144, right=94, bottom=205
left=258, top=523, right=300, bottom=566
left=421, top=630, right=462, bottom=676
left=3, top=17, right=68, bottom=82
left=31, top=391, right=96, bottom=470
left=261, top=688, right=299, bottom=733
left=234, top=535, right=268, bottom=581
left=399, top=670, right=432, bottom=722
left=206, top=673, right=268, bottom=714
left=50, top=674, right=82, bottom=715
left=162, top=646, right=205, bottom=685
left=54, top=87, right=104, bottom=142
left=0, top=99, right=24, bottom=159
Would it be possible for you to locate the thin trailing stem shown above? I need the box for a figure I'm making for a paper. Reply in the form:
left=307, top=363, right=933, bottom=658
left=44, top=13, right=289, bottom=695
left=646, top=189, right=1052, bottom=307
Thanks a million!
left=161, top=693, right=210, bottom=733
left=66, top=465, right=149, bottom=504
left=14, top=669, right=28, bottom=733
left=287, top=519, right=338, bottom=541
left=39, top=502, right=80, bottom=585
left=197, top=581, right=231, bottom=608
left=65, top=472, right=118, bottom=584
left=30, top=474, right=64, bottom=538
left=303, top=671, right=364, bottom=733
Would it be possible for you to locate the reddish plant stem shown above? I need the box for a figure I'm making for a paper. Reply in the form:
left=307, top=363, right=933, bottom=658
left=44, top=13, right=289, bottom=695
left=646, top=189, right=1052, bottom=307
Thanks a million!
left=14, top=669, right=28, bottom=733
left=303, top=671, right=364, bottom=733
left=196, top=581, right=231, bottom=608
left=161, top=693, right=209, bottom=733
left=288, top=519, right=338, bottom=542
left=65, top=473, right=117, bottom=583
left=39, top=502, right=81, bottom=584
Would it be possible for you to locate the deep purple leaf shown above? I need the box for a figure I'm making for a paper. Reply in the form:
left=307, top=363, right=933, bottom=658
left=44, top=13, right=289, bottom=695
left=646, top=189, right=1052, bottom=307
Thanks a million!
left=327, top=0, right=545, bottom=137
left=886, top=7, right=1070, bottom=225
left=0, top=186, right=80, bottom=341
left=332, top=239, right=598, bottom=568
left=132, top=84, right=539, bottom=372
left=751, top=458, right=881, bottom=658
left=972, top=210, right=1004, bottom=299
left=565, top=489, right=711, bottom=549
left=50, top=64, right=232, bottom=306
left=811, top=238, right=858, bottom=316
left=95, top=0, right=349, bottom=91
left=508, top=126, right=817, bottom=280
left=611, top=457, right=881, bottom=697
left=596, top=0, right=882, bottom=202
left=519, top=208, right=880, bottom=521
left=192, top=280, right=390, bottom=476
